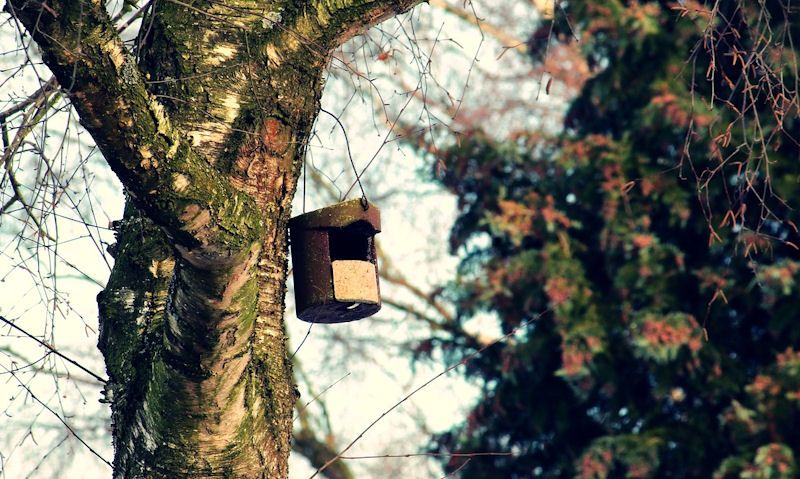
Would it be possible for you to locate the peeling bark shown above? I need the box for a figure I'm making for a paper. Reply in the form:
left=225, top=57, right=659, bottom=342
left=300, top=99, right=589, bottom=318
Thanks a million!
left=4, top=0, right=424, bottom=477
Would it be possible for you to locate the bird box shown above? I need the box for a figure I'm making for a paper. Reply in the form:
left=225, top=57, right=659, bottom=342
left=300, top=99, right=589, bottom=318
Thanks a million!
left=288, top=199, right=381, bottom=323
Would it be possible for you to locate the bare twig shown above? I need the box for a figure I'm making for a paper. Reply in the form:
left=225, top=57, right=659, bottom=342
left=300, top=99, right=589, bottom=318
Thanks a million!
left=0, top=315, right=107, bottom=384
left=309, top=309, right=549, bottom=478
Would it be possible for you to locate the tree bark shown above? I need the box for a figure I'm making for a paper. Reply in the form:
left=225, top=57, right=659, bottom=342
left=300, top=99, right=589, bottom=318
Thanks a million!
left=4, top=0, right=422, bottom=477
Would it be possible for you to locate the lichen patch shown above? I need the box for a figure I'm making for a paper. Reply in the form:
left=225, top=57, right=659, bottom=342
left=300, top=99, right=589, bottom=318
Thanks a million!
left=116, top=97, right=133, bottom=128
left=264, top=44, right=282, bottom=66
left=149, top=97, right=173, bottom=137
left=220, top=91, right=241, bottom=124
left=104, top=38, right=126, bottom=71
left=149, top=258, right=176, bottom=278
left=209, top=44, right=237, bottom=66
left=188, top=122, right=228, bottom=157
left=166, top=138, right=180, bottom=159
left=117, top=287, right=136, bottom=313
left=172, top=173, right=191, bottom=193
left=139, top=145, right=157, bottom=169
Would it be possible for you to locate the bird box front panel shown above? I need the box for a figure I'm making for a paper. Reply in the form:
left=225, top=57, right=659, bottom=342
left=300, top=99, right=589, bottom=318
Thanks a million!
left=331, top=260, right=380, bottom=304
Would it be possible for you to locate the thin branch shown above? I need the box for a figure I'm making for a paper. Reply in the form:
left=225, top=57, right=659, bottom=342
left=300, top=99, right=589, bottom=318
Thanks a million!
left=378, top=243, right=454, bottom=323
left=0, top=315, right=107, bottom=384
left=1, top=89, right=57, bottom=241
left=340, top=451, right=512, bottom=459
left=429, top=0, right=528, bottom=55
left=309, top=309, right=549, bottom=478
left=0, top=346, right=102, bottom=386
left=1, top=365, right=112, bottom=468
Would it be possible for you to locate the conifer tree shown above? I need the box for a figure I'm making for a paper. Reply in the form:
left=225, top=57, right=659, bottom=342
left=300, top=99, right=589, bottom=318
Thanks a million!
left=432, top=2, right=800, bottom=477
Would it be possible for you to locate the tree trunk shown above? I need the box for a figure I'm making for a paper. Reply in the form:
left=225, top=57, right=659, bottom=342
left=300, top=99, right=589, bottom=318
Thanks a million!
left=4, top=0, right=422, bottom=477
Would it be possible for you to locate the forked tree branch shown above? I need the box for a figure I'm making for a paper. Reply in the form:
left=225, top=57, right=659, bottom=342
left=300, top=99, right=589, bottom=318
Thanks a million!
left=309, top=0, right=426, bottom=48
left=4, top=0, right=262, bottom=260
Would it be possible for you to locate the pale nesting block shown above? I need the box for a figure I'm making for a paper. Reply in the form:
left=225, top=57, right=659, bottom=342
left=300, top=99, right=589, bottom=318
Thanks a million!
left=332, top=260, right=379, bottom=304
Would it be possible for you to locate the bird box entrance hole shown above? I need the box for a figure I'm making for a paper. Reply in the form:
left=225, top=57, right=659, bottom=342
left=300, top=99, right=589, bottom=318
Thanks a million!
left=288, top=199, right=381, bottom=324
left=329, top=226, right=373, bottom=261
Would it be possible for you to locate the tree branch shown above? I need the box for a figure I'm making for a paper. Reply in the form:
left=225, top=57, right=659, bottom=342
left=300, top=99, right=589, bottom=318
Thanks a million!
left=268, top=0, right=426, bottom=60
left=428, top=0, right=528, bottom=55
left=294, top=406, right=355, bottom=479
left=313, top=0, right=426, bottom=47
left=4, top=0, right=262, bottom=262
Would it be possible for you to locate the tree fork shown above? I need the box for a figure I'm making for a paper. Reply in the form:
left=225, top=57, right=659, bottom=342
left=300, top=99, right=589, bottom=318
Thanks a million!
left=5, top=0, right=424, bottom=477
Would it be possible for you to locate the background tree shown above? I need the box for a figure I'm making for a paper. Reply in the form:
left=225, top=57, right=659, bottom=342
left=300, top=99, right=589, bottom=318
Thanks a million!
left=430, top=1, right=800, bottom=477
left=0, top=0, right=426, bottom=477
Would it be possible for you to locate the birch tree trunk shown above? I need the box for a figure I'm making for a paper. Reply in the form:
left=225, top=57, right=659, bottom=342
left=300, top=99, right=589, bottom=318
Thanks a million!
left=3, top=1, right=422, bottom=477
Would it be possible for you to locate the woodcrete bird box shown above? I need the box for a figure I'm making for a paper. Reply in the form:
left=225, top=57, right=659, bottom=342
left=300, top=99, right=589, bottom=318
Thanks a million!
left=288, top=199, right=381, bottom=323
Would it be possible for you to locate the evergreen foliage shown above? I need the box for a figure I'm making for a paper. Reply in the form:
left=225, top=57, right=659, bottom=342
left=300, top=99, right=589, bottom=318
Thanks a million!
left=431, top=2, right=800, bottom=477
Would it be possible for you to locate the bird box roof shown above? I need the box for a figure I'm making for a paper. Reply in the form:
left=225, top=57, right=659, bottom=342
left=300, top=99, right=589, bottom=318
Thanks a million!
left=288, top=198, right=381, bottom=232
